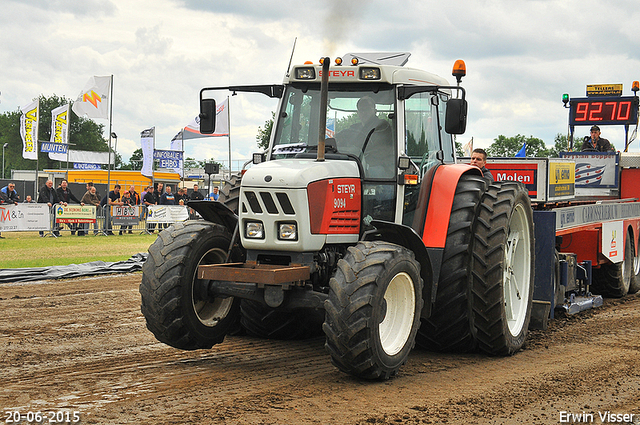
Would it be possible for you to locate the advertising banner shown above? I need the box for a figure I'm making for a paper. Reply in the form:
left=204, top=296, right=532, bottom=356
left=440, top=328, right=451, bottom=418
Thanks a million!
left=0, top=203, right=50, bottom=232
left=146, top=205, right=189, bottom=223
left=20, top=100, right=39, bottom=161
left=54, top=205, right=96, bottom=224
left=111, top=205, right=140, bottom=226
left=560, top=152, right=619, bottom=188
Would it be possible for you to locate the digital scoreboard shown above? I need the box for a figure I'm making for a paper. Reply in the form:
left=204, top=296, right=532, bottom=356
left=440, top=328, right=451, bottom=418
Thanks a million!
left=569, top=96, right=639, bottom=126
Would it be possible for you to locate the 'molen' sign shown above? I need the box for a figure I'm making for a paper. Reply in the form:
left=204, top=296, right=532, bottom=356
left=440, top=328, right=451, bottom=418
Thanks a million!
left=485, top=163, right=538, bottom=196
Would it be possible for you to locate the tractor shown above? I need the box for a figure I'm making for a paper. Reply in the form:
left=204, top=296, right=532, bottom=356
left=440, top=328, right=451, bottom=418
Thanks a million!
left=140, top=53, right=535, bottom=379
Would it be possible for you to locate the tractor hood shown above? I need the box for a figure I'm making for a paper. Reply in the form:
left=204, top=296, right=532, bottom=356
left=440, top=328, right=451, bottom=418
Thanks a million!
left=241, top=159, right=361, bottom=189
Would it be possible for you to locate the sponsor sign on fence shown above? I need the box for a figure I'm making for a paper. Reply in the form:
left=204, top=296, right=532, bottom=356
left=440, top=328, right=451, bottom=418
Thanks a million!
left=146, top=205, right=189, bottom=223
left=112, top=206, right=140, bottom=226
left=0, top=204, right=51, bottom=231
left=55, top=205, right=96, bottom=224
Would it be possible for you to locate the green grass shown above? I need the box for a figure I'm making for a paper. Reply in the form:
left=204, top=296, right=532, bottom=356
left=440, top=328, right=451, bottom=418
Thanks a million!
left=0, top=231, right=157, bottom=269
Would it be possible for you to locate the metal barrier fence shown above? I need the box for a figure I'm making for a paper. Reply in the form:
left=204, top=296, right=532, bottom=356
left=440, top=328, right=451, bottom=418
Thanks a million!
left=5, top=204, right=193, bottom=237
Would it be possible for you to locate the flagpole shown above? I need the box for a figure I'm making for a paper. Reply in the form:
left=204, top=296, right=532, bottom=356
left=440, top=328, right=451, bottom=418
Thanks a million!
left=35, top=98, right=40, bottom=187
left=181, top=129, right=185, bottom=188
left=152, top=126, right=156, bottom=189
left=107, top=75, right=114, bottom=191
left=227, top=96, right=231, bottom=179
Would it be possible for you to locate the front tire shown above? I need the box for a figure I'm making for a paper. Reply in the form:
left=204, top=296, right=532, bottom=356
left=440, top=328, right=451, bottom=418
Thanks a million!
left=323, top=242, right=423, bottom=380
left=471, top=182, right=535, bottom=356
left=140, top=221, right=242, bottom=350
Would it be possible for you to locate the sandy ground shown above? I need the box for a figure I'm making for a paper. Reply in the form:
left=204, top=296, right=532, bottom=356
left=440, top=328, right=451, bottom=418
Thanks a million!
left=1, top=273, right=640, bottom=425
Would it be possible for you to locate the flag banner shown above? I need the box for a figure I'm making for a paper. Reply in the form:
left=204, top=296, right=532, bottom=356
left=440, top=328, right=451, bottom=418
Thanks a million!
left=20, top=100, right=39, bottom=160
left=183, top=98, right=229, bottom=138
left=50, top=104, right=69, bottom=145
left=169, top=131, right=184, bottom=177
left=41, top=142, right=68, bottom=154
left=73, top=163, right=102, bottom=170
left=462, top=139, right=473, bottom=157
left=515, top=143, right=526, bottom=158
left=49, top=149, right=112, bottom=164
left=71, top=76, right=111, bottom=119
left=326, top=118, right=335, bottom=138
left=141, top=128, right=155, bottom=178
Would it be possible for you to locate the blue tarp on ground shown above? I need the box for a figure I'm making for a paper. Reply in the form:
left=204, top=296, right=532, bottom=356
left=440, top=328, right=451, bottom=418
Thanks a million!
left=0, top=253, right=148, bottom=284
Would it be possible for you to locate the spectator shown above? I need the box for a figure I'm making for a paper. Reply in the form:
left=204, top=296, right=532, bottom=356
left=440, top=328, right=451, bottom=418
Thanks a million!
left=469, top=148, right=494, bottom=182
left=209, top=186, right=219, bottom=201
left=37, top=180, right=60, bottom=237
left=176, top=187, right=189, bottom=205
left=160, top=185, right=175, bottom=229
left=80, top=185, right=100, bottom=236
left=119, top=190, right=134, bottom=235
left=1, top=183, right=20, bottom=204
left=190, top=184, right=204, bottom=201
left=127, top=185, right=140, bottom=205
left=101, top=184, right=124, bottom=235
left=23, top=195, right=35, bottom=203
left=143, top=185, right=158, bottom=233
left=56, top=179, right=84, bottom=235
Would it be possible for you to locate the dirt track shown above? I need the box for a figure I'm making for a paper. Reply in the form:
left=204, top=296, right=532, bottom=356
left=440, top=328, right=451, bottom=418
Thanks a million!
left=1, top=273, right=640, bottom=425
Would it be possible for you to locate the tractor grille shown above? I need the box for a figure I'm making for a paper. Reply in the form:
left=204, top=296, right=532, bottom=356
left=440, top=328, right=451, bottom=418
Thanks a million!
left=244, top=191, right=296, bottom=215
left=329, top=210, right=360, bottom=231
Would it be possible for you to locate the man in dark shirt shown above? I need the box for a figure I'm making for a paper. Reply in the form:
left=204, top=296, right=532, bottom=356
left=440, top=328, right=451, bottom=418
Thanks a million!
left=37, top=180, right=60, bottom=236
left=581, top=125, right=614, bottom=152
left=56, top=179, right=84, bottom=235
left=470, top=148, right=494, bottom=182
left=189, top=184, right=205, bottom=201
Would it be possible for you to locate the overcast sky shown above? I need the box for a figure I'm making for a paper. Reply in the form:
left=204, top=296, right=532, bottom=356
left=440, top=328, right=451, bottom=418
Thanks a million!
left=2, top=0, right=640, bottom=170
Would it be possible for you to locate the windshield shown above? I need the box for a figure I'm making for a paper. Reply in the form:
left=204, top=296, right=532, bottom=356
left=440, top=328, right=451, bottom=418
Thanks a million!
left=272, top=84, right=396, bottom=179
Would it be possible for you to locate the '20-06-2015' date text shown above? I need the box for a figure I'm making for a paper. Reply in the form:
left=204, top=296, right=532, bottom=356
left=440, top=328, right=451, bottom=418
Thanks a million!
left=4, top=411, right=80, bottom=424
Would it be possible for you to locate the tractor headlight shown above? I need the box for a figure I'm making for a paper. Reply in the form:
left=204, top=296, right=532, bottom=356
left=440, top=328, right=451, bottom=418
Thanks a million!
left=278, top=222, right=298, bottom=241
left=245, top=221, right=264, bottom=239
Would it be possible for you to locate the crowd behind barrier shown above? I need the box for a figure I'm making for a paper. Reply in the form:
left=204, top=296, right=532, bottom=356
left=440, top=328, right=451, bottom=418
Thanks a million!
left=0, top=203, right=193, bottom=236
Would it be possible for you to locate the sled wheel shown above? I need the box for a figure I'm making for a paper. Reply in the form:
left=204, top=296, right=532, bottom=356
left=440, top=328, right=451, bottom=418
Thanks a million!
left=472, top=182, right=535, bottom=355
left=592, top=230, right=633, bottom=298
left=627, top=231, right=640, bottom=294
left=140, top=221, right=242, bottom=349
left=416, top=173, right=486, bottom=352
left=324, top=242, right=423, bottom=380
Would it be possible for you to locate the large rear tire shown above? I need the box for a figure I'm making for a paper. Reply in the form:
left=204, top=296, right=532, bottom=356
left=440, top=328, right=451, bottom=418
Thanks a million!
left=219, top=173, right=242, bottom=214
left=592, top=231, right=633, bottom=298
left=471, top=182, right=535, bottom=356
left=140, top=221, right=242, bottom=350
left=323, top=242, right=423, bottom=380
left=415, top=173, right=486, bottom=352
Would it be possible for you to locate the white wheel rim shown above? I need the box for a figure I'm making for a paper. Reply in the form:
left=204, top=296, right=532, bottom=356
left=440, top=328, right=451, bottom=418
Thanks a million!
left=193, top=247, right=234, bottom=327
left=503, top=203, right=531, bottom=337
left=379, top=272, right=416, bottom=356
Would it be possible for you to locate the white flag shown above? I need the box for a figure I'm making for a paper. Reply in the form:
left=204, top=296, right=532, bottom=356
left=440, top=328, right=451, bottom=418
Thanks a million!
left=72, top=76, right=111, bottom=119
left=462, top=138, right=473, bottom=157
left=169, top=131, right=184, bottom=177
left=141, top=127, right=155, bottom=178
left=20, top=100, right=39, bottom=160
left=183, top=98, right=230, bottom=138
left=49, top=104, right=70, bottom=145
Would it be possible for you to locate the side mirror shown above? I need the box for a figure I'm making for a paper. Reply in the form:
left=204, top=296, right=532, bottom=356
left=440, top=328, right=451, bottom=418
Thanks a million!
left=445, top=98, right=467, bottom=135
left=200, top=98, right=216, bottom=134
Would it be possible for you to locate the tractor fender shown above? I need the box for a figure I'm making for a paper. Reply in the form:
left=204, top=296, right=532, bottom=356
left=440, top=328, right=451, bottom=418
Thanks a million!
left=363, top=220, right=434, bottom=319
left=420, top=163, right=483, bottom=249
left=187, top=200, right=238, bottom=234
